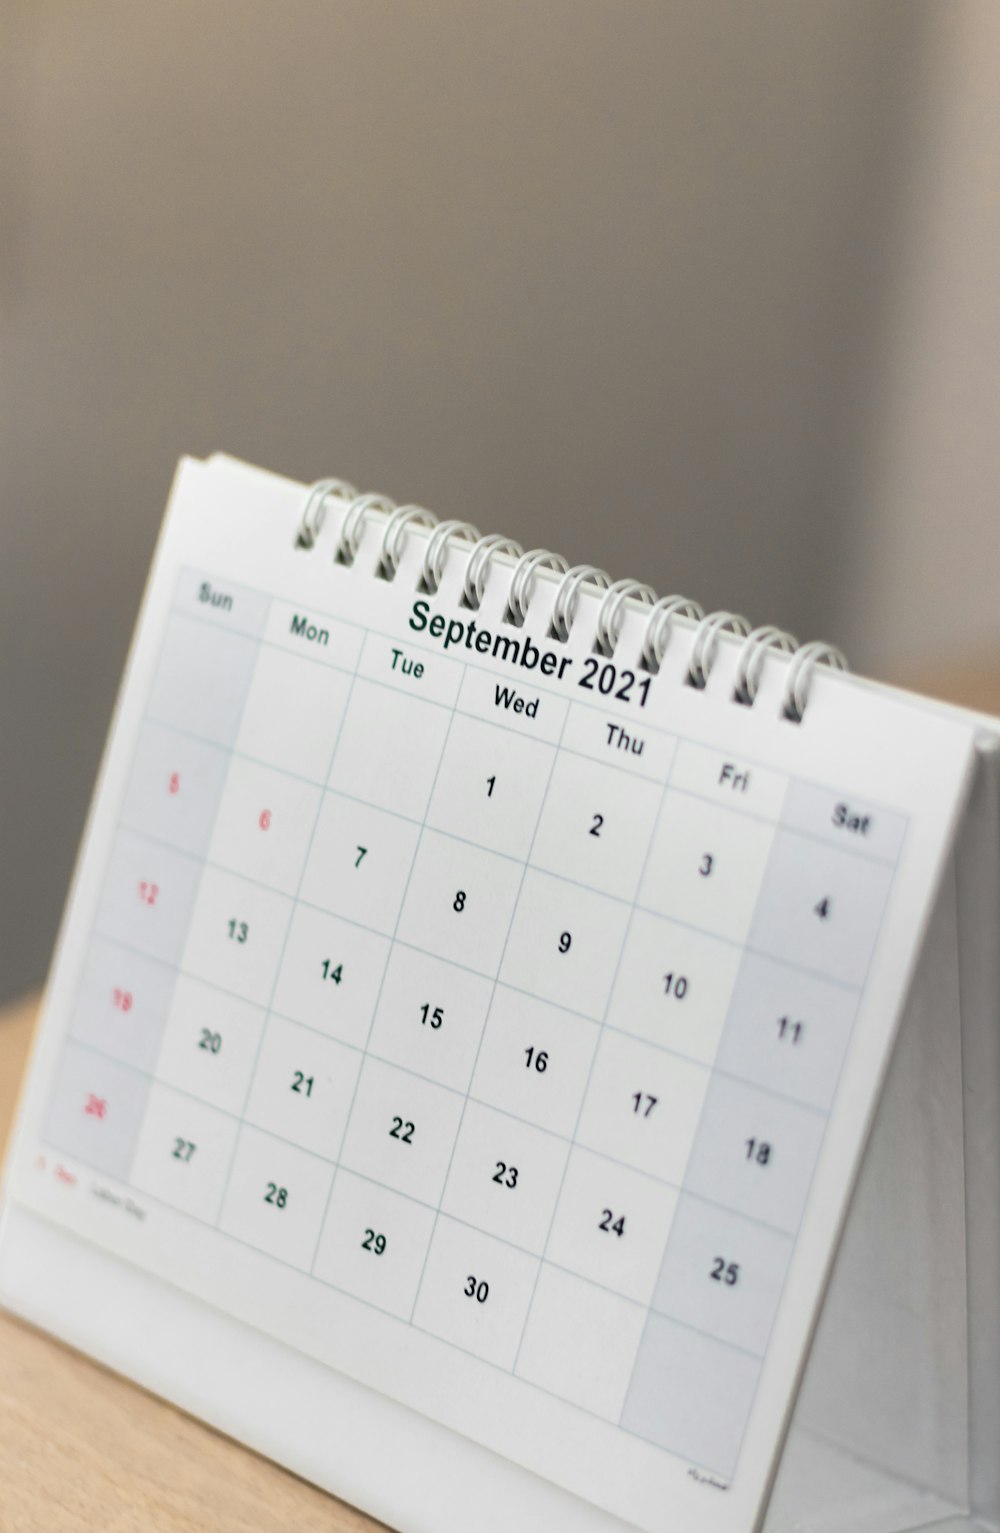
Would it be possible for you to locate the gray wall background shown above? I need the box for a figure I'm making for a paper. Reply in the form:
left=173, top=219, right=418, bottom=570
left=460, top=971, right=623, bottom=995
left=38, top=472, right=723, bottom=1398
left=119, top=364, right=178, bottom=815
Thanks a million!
left=1, top=1, right=998, bottom=1003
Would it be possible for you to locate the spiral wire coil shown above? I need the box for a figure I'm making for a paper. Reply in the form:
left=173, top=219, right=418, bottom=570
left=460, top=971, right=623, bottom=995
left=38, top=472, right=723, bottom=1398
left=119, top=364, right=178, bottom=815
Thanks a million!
left=297, top=479, right=847, bottom=720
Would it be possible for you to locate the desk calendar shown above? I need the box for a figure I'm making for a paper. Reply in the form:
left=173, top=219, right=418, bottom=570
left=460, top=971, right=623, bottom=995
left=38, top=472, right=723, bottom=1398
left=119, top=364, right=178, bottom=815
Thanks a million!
left=2, top=456, right=998, bottom=1533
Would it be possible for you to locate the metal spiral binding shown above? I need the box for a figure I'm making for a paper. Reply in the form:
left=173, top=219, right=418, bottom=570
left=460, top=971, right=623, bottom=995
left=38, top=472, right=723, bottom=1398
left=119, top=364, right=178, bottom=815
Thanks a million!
left=505, top=550, right=570, bottom=626
left=421, top=520, right=480, bottom=594
left=687, top=612, right=752, bottom=689
left=733, top=626, right=798, bottom=706
left=295, top=478, right=357, bottom=549
left=640, top=594, right=705, bottom=673
left=782, top=640, right=848, bottom=721
left=336, top=492, right=395, bottom=566
left=377, top=506, right=438, bottom=581
left=461, top=535, right=522, bottom=610
left=595, top=580, right=656, bottom=656
left=297, top=478, right=848, bottom=720
left=550, top=565, right=612, bottom=642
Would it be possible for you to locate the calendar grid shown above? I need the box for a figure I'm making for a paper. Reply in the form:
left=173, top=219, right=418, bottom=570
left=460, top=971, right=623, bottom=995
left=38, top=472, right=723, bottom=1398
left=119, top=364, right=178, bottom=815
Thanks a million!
left=40, top=561, right=909, bottom=1488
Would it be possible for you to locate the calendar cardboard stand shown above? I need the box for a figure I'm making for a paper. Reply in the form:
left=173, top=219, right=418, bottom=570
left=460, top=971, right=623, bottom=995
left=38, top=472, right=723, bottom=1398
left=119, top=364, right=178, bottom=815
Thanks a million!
left=1, top=454, right=998, bottom=1533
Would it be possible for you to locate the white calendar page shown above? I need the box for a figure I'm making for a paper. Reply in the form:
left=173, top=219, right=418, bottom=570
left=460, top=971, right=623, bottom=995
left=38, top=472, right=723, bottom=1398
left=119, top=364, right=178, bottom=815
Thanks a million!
left=1, top=456, right=982, bottom=1533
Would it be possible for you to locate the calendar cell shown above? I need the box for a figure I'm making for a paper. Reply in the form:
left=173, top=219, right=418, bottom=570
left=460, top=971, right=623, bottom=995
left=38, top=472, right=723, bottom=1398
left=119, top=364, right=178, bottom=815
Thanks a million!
left=94, top=829, right=203, bottom=966
left=781, top=779, right=906, bottom=863
left=154, top=974, right=266, bottom=1113
left=243, top=1015, right=360, bottom=1160
left=529, top=753, right=662, bottom=899
left=120, top=721, right=229, bottom=858
left=639, top=793, right=775, bottom=944
left=713, top=952, right=859, bottom=1111
left=130, top=1083, right=239, bottom=1223
left=606, top=912, right=742, bottom=1066
left=299, top=794, right=420, bottom=936
left=561, top=703, right=675, bottom=783
left=312, top=1169, right=435, bottom=1319
left=70, top=937, right=177, bottom=1075
left=219, top=1125, right=334, bottom=1270
left=515, top=1265, right=647, bottom=1421
left=412, top=1215, right=539, bottom=1368
left=174, top=569, right=269, bottom=637
left=650, top=1193, right=792, bottom=1356
left=42, top=1040, right=150, bottom=1181
left=397, top=832, right=523, bottom=977
left=180, top=866, right=293, bottom=1004
left=425, top=713, right=554, bottom=860
left=544, top=1146, right=678, bottom=1304
left=620, top=1313, right=759, bottom=1475
left=457, top=668, right=566, bottom=744
left=271, top=905, right=389, bottom=1048
left=328, top=680, right=451, bottom=820
left=748, top=830, right=894, bottom=987
left=669, top=742, right=787, bottom=822
left=681, top=1075, right=826, bottom=1234
left=470, top=986, right=599, bottom=1138
left=339, top=1057, right=464, bottom=1205
left=207, top=757, right=321, bottom=896
left=575, top=1031, right=710, bottom=1184
left=367, top=946, right=493, bottom=1092
left=235, top=645, right=352, bottom=782
left=499, top=870, right=630, bottom=1018
left=440, top=1102, right=569, bottom=1254
left=146, top=613, right=261, bottom=749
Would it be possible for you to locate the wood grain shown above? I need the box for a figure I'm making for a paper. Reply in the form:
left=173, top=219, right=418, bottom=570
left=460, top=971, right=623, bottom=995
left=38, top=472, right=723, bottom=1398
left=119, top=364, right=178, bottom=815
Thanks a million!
left=0, top=993, right=385, bottom=1533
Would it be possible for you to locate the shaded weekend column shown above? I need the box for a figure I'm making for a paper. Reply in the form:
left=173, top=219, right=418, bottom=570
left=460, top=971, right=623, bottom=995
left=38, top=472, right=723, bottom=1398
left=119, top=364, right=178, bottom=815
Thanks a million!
left=45, top=571, right=269, bottom=1188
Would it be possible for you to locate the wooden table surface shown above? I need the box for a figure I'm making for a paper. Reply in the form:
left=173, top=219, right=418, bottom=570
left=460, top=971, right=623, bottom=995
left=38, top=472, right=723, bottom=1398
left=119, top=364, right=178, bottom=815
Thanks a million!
left=0, top=992, right=384, bottom=1533
left=3, top=662, right=998, bottom=1532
